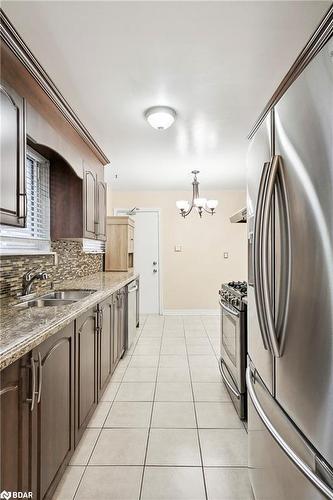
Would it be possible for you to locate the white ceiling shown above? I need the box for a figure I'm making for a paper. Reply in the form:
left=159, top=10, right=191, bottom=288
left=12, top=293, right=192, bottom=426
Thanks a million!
left=3, top=1, right=329, bottom=190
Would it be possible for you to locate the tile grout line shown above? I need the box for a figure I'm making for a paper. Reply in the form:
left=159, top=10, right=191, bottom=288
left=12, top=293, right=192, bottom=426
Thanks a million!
left=71, top=316, right=148, bottom=499
left=184, top=316, right=209, bottom=500
left=138, top=314, right=165, bottom=500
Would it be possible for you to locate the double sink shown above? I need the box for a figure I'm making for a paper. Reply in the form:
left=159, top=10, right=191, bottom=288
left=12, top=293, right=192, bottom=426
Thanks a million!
left=15, top=289, right=96, bottom=309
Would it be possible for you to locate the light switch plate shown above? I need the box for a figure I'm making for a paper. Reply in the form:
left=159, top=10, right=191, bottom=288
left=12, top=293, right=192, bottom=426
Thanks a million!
left=175, top=245, right=182, bottom=252
left=224, top=252, right=229, bottom=259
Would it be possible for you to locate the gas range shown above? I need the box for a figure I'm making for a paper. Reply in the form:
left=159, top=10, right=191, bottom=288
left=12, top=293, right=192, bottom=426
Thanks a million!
left=219, top=281, right=247, bottom=311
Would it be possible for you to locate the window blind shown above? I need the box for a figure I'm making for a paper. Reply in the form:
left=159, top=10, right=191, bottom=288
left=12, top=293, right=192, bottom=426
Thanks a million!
left=0, top=148, right=50, bottom=253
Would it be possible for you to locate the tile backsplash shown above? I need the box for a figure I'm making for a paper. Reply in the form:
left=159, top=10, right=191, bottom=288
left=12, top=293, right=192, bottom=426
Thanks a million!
left=0, top=240, right=103, bottom=299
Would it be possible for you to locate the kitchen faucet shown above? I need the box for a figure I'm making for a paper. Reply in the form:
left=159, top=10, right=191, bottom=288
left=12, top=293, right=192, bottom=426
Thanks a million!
left=22, top=269, right=49, bottom=296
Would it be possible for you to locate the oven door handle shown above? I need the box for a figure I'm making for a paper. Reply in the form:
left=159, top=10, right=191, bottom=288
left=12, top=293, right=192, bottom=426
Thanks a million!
left=219, top=359, right=241, bottom=399
left=219, top=299, right=240, bottom=317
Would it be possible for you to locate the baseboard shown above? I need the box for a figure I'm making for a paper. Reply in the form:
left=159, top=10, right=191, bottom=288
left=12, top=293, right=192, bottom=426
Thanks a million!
left=163, top=309, right=220, bottom=316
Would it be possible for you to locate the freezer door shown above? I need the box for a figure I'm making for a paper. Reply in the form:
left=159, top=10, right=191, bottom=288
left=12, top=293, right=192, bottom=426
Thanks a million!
left=247, top=364, right=333, bottom=500
left=247, top=114, right=274, bottom=393
left=274, top=39, right=333, bottom=466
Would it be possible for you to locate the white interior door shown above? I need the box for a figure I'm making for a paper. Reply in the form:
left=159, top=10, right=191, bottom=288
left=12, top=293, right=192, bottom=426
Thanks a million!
left=115, top=209, right=160, bottom=314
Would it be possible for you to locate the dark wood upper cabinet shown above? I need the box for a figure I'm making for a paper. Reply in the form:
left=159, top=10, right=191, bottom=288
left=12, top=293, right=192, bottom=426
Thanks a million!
left=0, top=82, right=26, bottom=227
left=83, top=168, right=97, bottom=239
left=0, top=355, right=30, bottom=494
left=47, top=151, right=106, bottom=241
left=75, top=308, right=98, bottom=445
left=31, top=323, right=75, bottom=500
left=96, top=180, right=107, bottom=241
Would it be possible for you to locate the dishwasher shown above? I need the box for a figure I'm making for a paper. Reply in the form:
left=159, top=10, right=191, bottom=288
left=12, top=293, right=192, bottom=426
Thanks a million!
left=127, top=280, right=139, bottom=348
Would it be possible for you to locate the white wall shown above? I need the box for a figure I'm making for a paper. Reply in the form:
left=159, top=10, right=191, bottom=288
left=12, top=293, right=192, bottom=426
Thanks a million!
left=109, top=189, right=247, bottom=311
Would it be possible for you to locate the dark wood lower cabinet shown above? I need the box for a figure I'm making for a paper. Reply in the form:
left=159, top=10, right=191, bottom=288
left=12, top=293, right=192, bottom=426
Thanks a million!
left=0, top=355, right=30, bottom=494
left=98, top=297, right=113, bottom=398
left=31, top=323, right=75, bottom=500
left=117, top=288, right=127, bottom=360
left=1, top=288, right=130, bottom=499
left=75, top=308, right=98, bottom=445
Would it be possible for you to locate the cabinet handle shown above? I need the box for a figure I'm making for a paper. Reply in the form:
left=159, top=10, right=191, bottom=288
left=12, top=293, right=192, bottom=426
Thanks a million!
left=27, top=356, right=36, bottom=411
left=0, top=385, right=18, bottom=396
left=37, top=352, right=42, bottom=404
left=18, top=193, right=27, bottom=220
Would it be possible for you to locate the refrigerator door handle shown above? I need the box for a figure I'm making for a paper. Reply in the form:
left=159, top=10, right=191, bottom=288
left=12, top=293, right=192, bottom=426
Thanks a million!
left=261, top=155, right=291, bottom=357
left=254, top=161, right=271, bottom=351
left=246, top=367, right=333, bottom=500
left=261, top=155, right=282, bottom=357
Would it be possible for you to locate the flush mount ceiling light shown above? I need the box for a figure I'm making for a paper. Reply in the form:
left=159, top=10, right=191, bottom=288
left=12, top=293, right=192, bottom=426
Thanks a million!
left=145, top=106, right=176, bottom=130
left=176, top=170, right=218, bottom=218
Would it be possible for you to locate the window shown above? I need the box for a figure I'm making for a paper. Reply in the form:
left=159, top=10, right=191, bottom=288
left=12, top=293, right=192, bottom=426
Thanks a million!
left=0, top=147, right=51, bottom=254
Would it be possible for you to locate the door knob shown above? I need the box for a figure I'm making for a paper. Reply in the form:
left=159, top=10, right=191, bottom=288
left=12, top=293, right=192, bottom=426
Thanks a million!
left=153, top=269, right=158, bottom=273
left=153, top=261, right=157, bottom=266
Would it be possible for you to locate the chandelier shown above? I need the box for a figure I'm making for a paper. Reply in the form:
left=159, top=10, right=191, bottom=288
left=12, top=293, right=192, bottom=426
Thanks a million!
left=176, top=170, right=218, bottom=218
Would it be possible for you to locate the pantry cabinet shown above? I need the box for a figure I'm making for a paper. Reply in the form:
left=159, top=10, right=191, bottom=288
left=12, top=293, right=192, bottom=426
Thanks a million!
left=0, top=82, right=26, bottom=227
left=105, top=216, right=135, bottom=271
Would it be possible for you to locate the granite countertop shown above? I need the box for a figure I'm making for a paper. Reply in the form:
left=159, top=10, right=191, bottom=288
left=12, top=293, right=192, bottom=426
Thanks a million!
left=0, top=271, right=139, bottom=370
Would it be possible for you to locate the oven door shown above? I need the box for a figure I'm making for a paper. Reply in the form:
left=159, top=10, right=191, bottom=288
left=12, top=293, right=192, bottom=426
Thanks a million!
left=220, top=298, right=244, bottom=393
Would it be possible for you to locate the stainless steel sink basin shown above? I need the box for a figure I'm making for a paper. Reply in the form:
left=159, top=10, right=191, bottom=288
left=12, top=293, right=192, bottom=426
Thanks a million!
left=41, top=289, right=96, bottom=300
left=14, top=298, right=76, bottom=309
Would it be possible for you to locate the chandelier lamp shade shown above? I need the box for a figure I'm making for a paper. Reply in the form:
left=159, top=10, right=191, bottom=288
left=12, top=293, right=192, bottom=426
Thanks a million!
left=176, top=170, right=218, bottom=218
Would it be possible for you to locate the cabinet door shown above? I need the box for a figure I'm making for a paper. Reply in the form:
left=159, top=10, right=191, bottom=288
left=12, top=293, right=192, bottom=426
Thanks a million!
left=0, top=356, right=30, bottom=494
left=75, top=309, right=98, bottom=444
left=32, top=324, right=75, bottom=500
left=0, top=83, right=26, bottom=227
left=96, top=181, right=107, bottom=241
left=98, top=298, right=113, bottom=398
left=128, top=225, right=134, bottom=253
left=112, top=293, right=119, bottom=369
left=83, top=168, right=97, bottom=239
left=118, top=289, right=127, bottom=360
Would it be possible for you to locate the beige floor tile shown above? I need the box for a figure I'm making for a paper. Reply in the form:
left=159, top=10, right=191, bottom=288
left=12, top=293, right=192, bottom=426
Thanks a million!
left=115, top=382, right=155, bottom=402
left=104, top=401, right=153, bottom=428
left=192, top=382, right=230, bottom=402
left=70, top=429, right=100, bottom=465
left=122, top=366, right=158, bottom=382
left=155, top=382, right=193, bottom=402
left=89, top=428, right=148, bottom=465
left=161, top=342, right=187, bottom=355
left=75, top=466, right=143, bottom=500
left=199, top=429, right=248, bottom=466
left=129, top=355, right=159, bottom=368
left=140, top=330, right=163, bottom=338
left=52, top=466, right=84, bottom=500
left=141, top=467, right=206, bottom=500
left=87, top=402, right=111, bottom=428
left=190, top=362, right=221, bottom=382
left=163, top=330, right=185, bottom=338
left=133, top=344, right=161, bottom=355
left=204, top=467, right=254, bottom=500
left=146, top=428, right=201, bottom=466
left=159, top=355, right=188, bottom=368
left=187, top=344, right=214, bottom=355
left=195, top=402, right=243, bottom=428
left=100, top=382, right=120, bottom=402
left=151, top=402, right=196, bottom=428
left=110, top=366, right=126, bottom=382
left=158, top=365, right=190, bottom=382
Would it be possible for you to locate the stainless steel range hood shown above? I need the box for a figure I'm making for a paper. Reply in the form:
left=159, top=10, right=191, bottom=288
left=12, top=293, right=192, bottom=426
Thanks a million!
left=230, top=207, right=247, bottom=223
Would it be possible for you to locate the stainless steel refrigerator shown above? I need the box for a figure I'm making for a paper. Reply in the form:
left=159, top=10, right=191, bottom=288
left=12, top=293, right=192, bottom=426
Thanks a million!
left=246, top=34, right=333, bottom=499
